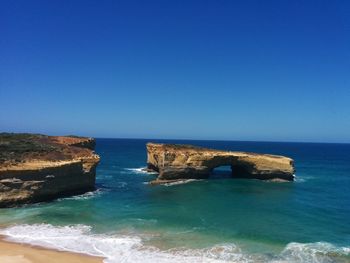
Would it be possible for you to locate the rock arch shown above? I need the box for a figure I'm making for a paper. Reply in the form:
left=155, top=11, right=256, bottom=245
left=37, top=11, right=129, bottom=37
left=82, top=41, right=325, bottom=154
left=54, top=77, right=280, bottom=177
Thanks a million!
left=146, top=143, right=295, bottom=184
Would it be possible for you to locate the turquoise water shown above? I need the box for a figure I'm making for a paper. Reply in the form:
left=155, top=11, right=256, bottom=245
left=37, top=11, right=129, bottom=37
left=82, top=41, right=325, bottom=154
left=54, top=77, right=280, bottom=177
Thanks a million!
left=1, top=139, right=349, bottom=262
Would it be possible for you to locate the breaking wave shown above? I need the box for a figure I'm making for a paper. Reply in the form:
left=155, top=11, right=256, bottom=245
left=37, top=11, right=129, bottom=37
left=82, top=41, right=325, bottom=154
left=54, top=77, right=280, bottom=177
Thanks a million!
left=124, top=167, right=158, bottom=175
left=0, top=224, right=348, bottom=263
left=294, top=175, right=315, bottom=183
left=163, top=179, right=201, bottom=186
left=57, top=188, right=106, bottom=201
left=276, top=242, right=350, bottom=263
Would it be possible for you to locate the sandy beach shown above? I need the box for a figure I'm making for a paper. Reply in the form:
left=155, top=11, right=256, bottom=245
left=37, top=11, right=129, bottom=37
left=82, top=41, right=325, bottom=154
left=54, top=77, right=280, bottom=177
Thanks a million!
left=0, top=238, right=103, bottom=263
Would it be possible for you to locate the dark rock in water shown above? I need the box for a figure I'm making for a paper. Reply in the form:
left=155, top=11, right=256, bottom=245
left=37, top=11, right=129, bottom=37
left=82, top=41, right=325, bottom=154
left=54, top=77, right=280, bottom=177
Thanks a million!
left=146, top=143, right=295, bottom=184
left=0, top=133, right=100, bottom=207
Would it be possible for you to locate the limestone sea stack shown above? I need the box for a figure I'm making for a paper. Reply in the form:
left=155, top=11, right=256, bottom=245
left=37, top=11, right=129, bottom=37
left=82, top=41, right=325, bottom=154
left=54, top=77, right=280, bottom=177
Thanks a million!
left=147, top=143, right=295, bottom=184
left=0, top=133, right=100, bottom=207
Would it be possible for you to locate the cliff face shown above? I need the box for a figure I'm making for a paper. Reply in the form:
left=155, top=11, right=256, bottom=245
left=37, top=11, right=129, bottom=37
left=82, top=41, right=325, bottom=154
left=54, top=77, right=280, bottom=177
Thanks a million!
left=147, top=143, right=295, bottom=183
left=0, top=133, right=100, bottom=207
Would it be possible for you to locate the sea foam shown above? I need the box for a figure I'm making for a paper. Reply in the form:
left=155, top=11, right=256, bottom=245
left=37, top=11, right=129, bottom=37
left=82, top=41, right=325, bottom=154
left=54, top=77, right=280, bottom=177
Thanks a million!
left=0, top=224, right=238, bottom=263
left=276, top=242, right=350, bottom=263
left=163, top=179, right=201, bottom=186
left=57, top=188, right=106, bottom=201
left=124, top=167, right=158, bottom=175
left=0, top=224, right=348, bottom=263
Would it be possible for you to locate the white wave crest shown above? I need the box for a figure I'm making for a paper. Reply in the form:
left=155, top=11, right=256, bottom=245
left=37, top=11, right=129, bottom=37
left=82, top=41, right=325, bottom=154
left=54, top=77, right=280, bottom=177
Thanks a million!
left=0, top=224, right=348, bottom=263
left=57, top=188, right=105, bottom=201
left=274, top=242, right=350, bottom=263
left=124, top=167, right=158, bottom=175
left=294, top=175, right=315, bottom=183
left=0, top=224, right=252, bottom=263
left=164, top=179, right=201, bottom=186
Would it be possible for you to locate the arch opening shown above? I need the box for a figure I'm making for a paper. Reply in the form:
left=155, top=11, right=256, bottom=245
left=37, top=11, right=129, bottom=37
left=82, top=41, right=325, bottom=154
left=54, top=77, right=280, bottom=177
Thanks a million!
left=209, top=165, right=233, bottom=179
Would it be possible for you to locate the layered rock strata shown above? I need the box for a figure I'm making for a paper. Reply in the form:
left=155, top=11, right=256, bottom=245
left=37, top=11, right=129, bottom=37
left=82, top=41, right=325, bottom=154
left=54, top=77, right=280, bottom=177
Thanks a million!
left=0, top=133, right=100, bottom=207
left=147, top=143, right=295, bottom=184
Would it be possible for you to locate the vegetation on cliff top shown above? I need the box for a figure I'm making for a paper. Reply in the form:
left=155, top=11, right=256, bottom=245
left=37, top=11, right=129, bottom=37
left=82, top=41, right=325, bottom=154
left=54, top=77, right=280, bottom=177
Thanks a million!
left=0, top=133, right=93, bottom=165
left=0, top=133, right=57, bottom=164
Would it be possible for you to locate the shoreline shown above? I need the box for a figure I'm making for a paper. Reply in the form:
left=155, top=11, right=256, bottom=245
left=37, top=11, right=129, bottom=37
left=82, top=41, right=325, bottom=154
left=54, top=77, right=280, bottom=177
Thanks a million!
left=0, top=236, right=104, bottom=263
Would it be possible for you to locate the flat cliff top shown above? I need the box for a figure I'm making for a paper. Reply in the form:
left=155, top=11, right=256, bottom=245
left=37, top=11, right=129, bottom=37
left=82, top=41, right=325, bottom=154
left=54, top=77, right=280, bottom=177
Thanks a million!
left=146, top=142, right=292, bottom=160
left=0, top=133, right=97, bottom=169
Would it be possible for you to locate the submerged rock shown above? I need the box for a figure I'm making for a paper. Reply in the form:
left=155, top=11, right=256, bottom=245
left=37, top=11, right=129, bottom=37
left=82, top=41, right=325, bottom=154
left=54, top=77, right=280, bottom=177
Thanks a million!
left=0, top=133, right=100, bottom=207
left=146, top=143, right=295, bottom=184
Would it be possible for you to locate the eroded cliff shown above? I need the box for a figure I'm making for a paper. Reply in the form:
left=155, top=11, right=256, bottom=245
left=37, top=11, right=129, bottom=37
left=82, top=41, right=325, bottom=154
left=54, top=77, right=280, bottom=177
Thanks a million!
left=147, top=143, right=295, bottom=184
left=0, top=133, right=100, bottom=207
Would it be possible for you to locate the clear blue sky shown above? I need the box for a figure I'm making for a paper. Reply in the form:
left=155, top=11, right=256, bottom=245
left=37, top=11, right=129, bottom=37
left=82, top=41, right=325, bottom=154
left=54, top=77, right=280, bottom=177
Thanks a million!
left=1, top=0, right=349, bottom=143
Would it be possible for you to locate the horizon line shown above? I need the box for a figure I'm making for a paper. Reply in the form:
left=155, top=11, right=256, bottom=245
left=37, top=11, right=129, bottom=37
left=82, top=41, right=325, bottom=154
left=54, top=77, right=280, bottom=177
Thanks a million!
left=1, top=131, right=349, bottom=145
left=94, top=136, right=350, bottom=145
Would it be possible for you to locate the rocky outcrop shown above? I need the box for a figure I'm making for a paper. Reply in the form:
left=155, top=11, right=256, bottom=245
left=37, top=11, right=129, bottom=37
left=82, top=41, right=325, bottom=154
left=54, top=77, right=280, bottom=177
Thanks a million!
left=0, top=133, right=100, bottom=207
left=147, top=143, right=295, bottom=183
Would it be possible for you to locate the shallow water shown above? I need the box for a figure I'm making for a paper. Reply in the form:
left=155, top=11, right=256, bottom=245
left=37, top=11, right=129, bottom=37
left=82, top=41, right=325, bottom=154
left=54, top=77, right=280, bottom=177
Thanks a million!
left=0, top=139, right=349, bottom=262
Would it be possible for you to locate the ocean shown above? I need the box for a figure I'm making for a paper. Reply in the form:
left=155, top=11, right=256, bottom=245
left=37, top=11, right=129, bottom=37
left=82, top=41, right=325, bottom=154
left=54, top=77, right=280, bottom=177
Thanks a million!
left=0, top=139, right=349, bottom=262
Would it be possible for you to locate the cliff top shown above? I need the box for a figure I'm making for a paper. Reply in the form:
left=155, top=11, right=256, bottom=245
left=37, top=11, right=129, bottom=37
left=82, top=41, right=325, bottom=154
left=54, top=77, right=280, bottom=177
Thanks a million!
left=146, top=142, right=288, bottom=159
left=0, top=133, right=96, bottom=167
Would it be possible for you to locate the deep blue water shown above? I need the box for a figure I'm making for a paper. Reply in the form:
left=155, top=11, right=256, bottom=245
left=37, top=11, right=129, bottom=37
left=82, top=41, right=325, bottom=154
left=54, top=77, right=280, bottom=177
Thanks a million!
left=1, top=139, right=349, bottom=262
